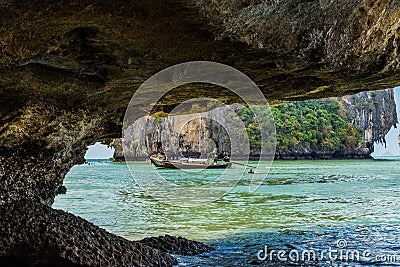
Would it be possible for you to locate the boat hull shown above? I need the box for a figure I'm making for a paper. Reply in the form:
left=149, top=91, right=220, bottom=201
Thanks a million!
left=150, top=157, right=231, bottom=169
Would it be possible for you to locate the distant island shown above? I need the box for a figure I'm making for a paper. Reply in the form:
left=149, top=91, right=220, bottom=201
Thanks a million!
left=113, top=89, right=397, bottom=161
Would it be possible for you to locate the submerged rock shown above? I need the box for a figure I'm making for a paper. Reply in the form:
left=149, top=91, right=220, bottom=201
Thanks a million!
left=141, top=235, right=213, bottom=256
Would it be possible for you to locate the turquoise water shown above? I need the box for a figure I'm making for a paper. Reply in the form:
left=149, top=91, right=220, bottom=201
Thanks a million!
left=53, top=160, right=400, bottom=266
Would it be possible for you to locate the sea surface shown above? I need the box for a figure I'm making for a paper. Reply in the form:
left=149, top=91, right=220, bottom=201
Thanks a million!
left=53, top=159, right=400, bottom=266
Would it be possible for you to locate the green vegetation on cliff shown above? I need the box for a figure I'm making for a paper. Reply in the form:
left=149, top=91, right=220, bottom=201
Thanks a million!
left=239, top=100, right=363, bottom=154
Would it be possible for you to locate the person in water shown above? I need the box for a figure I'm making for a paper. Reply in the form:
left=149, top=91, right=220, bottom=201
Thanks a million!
left=248, top=168, right=254, bottom=174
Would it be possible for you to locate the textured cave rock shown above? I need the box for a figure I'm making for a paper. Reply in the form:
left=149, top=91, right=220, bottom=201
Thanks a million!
left=0, top=0, right=399, bottom=266
left=1, top=0, right=399, bottom=108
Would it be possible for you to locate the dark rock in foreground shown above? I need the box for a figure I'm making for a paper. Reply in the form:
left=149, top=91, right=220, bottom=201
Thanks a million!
left=0, top=199, right=211, bottom=267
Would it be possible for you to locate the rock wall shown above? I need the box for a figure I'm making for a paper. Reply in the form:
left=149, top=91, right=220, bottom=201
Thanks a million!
left=192, top=0, right=400, bottom=74
left=114, top=105, right=246, bottom=161
left=1, top=199, right=211, bottom=267
left=340, top=89, right=398, bottom=148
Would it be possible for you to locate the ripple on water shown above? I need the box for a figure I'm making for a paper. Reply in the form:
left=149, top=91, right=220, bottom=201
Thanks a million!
left=177, top=226, right=400, bottom=266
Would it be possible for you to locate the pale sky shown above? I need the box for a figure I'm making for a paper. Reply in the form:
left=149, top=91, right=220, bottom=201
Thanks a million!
left=84, top=142, right=114, bottom=159
left=84, top=87, right=400, bottom=159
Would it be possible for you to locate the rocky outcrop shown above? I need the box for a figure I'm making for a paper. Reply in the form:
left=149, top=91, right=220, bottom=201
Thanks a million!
left=1, top=0, right=400, bottom=266
left=276, top=88, right=398, bottom=159
left=115, top=105, right=246, bottom=161
left=114, top=89, right=397, bottom=161
left=0, top=199, right=210, bottom=267
left=340, top=89, right=398, bottom=148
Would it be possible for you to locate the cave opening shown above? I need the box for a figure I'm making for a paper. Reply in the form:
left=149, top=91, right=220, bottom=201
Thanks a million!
left=84, top=142, right=115, bottom=161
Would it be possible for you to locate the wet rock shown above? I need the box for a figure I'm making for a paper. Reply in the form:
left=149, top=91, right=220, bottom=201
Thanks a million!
left=56, top=186, right=67, bottom=195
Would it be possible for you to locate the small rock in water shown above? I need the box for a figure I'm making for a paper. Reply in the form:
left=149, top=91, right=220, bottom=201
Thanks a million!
left=56, top=185, right=67, bottom=194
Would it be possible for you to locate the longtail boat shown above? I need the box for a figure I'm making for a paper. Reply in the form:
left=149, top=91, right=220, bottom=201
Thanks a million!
left=150, top=155, right=231, bottom=169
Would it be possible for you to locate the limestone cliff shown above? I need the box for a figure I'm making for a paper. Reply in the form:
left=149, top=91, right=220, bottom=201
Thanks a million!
left=112, top=105, right=245, bottom=161
left=340, top=89, right=398, bottom=148
left=275, top=88, right=398, bottom=159
left=114, top=89, right=398, bottom=160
